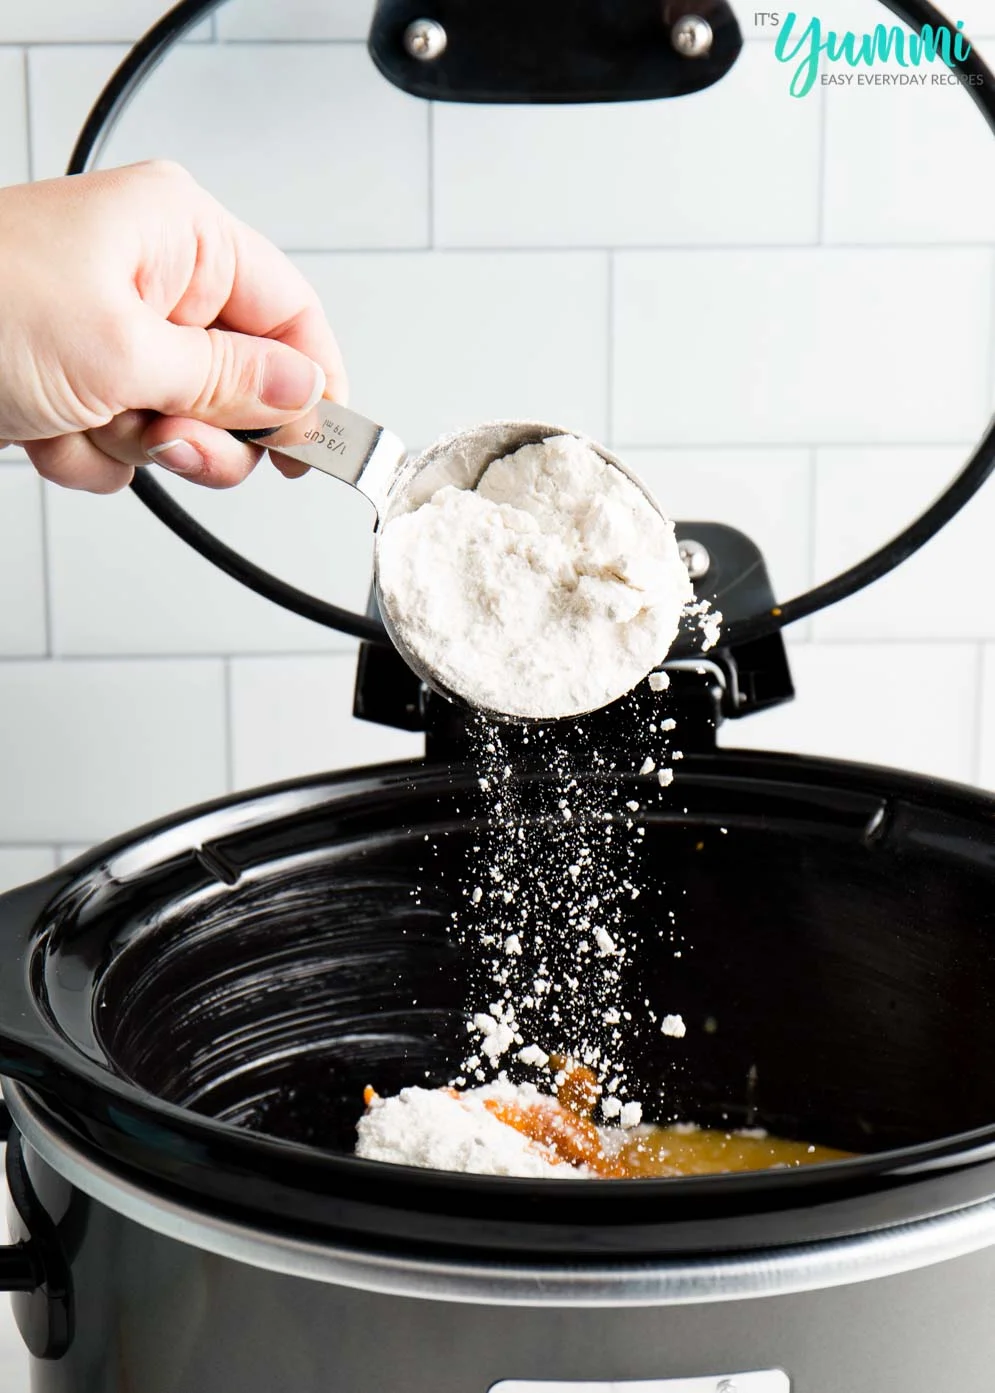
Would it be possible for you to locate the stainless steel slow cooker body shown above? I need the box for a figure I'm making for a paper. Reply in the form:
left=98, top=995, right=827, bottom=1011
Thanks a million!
left=4, top=750, right=995, bottom=1390
left=9, top=1076, right=995, bottom=1393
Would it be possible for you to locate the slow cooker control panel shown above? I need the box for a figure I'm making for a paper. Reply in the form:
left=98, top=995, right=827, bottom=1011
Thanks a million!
left=492, top=1376, right=789, bottom=1393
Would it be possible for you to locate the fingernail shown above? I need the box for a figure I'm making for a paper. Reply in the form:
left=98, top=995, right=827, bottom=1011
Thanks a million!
left=145, top=439, right=204, bottom=476
left=260, top=355, right=326, bottom=413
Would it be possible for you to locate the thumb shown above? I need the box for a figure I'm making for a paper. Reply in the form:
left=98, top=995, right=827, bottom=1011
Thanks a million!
left=132, top=315, right=326, bottom=429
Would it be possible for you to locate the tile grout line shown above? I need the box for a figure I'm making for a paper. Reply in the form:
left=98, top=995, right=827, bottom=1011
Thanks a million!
left=613, top=439, right=978, bottom=452
left=2, top=441, right=977, bottom=467
left=986, top=246, right=995, bottom=415
left=0, top=36, right=367, bottom=48
left=807, top=445, right=819, bottom=595
left=0, top=648, right=356, bottom=664
left=0, top=639, right=986, bottom=663
left=287, top=242, right=995, bottom=255
left=426, top=100, right=435, bottom=249
left=816, top=60, right=828, bottom=245
left=10, top=440, right=981, bottom=456
left=15, top=31, right=987, bottom=46
left=972, top=643, right=987, bottom=786
left=36, top=479, right=54, bottom=658
left=21, top=46, right=34, bottom=181
left=0, top=842, right=72, bottom=856
left=222, top=656, right=235, bottom=793
left=605, top=250, right=615, bottom=446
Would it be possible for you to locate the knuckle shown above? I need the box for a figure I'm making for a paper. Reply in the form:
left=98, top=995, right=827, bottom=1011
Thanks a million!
left=203, top=328, right=260, bottom=410
left=89, top=467, right=134, bottom=496
left=136, top=158, right=193, bottom=188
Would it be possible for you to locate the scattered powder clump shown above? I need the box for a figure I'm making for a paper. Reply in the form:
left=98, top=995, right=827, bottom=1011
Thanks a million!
left=356, top=1083, right=578, bottom=1177
left=377, top=434, right=694, bottom=720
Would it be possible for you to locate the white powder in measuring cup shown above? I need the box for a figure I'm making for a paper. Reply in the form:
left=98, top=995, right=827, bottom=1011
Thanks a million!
left=377, top=434, right=694, bottom=720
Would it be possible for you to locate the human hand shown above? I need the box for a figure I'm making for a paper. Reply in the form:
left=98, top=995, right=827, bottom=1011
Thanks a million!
left=0, top=160, right=347, bottom=492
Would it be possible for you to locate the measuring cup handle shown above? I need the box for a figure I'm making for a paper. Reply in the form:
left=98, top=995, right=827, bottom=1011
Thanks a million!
left=223, top=403, right=406, bottom=516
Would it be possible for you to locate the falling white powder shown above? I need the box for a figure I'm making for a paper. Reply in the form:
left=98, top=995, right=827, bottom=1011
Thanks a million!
left=639, top=757, right=656, bottom=775
left=517, top=1044, right=550, bottom=1068
left=619, top=1102, right=643, bottom=1128
left=377, top=434, right=694, bottom=720
left=648, top=670, right=671, bottom=692
left=356, top=1084, right=575, bottom=1177
left=594, top=927, right=617, bottom=956
left=472, top=1012, right=516, bottom=1061
left=661, top=1014, right=687, bottom=1038
left=657, top=769, right=674, bottom=787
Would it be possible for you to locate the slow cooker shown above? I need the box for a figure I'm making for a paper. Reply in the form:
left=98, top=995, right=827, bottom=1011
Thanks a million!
left=3, top=1, right=995, bottom=1389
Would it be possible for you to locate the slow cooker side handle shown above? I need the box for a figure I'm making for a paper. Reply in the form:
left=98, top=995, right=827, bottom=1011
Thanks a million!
left=0, top=1135, right=49, bottom=1294
left=0, top=874, right=96, bottom=1097
left=0, top=1130, right=75, bottom=1357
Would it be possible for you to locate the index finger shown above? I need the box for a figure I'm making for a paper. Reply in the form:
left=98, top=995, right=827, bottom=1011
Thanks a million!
left=229, top=219, right=349, bottom=403
left=173, top=203, right=349, bottom=404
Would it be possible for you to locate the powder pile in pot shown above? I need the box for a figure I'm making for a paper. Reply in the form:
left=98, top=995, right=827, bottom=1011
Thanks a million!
left=355, top=1082, right=579, bottom=1177
left=376, top=434, right=695, bottom=720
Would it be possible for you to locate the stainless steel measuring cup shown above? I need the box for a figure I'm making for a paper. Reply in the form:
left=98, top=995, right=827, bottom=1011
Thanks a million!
left=233, top=402, right=674, bottom=717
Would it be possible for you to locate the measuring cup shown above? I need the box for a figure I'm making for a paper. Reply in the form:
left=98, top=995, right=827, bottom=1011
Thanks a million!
left=233, top=402, right=676, bottom=717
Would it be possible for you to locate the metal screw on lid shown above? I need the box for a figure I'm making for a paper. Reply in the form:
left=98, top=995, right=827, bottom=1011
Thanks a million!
left=403, top=18, right=448, bottom=61
left=672, top=14, right=714, bottom=56
left=679, top=538, right=711, bottom=580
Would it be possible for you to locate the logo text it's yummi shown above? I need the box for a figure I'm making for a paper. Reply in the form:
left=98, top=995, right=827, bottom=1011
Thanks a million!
left=763, top=11, right=974, bottom=97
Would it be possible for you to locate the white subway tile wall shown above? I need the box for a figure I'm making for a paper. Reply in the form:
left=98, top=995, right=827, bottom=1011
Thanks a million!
left=29, top=45, right=430, bottom=245
left=612, top=248, right=993, bottom=447
left=0, top=0, right=992, bottom=872
left=433, top=43, right=822, bottom=248
left=812, top=444, right=995, bottom=640
left=823, top=71, right=995, bottom=244
left=806, top=0, right=995, bottom=37
left=292, top=251, right=610, bottom=446
left=718, top=641, right=981, bottom=781
left=623, top=447, right=814, bottom=610
left=0, top=50, right=28, bottom=186
left=0, top=469, right=47, bottom=656
left=0, top=847, right=57, bottom=893
left=2, top=3, right=995, bottom=1383
left=216, top=0, right=373, bottom=40
left=230, top=653, right=422, bottom=788
left=0, top=1286, right=23, bottom=1393
left=46, top=466, right=375, bottom=654
left=0, top=1, right=212, bottom=43
left=0, top=658, right=228, bottom=842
